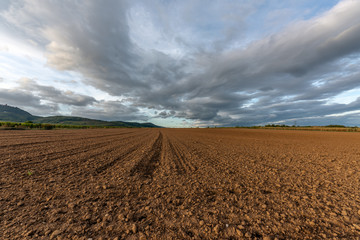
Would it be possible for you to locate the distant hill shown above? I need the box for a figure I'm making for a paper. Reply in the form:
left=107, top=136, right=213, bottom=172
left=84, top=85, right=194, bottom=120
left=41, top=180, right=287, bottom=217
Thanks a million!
left=35, top=116, right=161, bottom=128
left=0, top=104, right=162, bottom=128
left=0, top=104, right=37, bottom=122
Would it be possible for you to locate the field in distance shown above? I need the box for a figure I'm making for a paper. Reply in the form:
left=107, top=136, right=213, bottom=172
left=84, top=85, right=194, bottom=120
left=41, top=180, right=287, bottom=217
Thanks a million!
left=1, top=128, right=360, bottom=239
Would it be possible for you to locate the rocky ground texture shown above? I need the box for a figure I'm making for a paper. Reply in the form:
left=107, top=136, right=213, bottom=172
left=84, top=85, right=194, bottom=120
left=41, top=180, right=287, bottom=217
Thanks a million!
left=1, top=128, right=360, bottom=239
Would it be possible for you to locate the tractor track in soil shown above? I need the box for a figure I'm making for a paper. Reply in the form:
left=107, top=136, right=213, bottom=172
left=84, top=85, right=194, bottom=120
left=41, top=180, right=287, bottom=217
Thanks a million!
left=129, top=132, right=163, bottom=179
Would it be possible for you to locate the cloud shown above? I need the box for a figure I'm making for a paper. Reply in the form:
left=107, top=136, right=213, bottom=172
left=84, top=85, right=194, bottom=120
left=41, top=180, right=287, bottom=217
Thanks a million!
left=1, top=0, right=360, bottom=126
left=0, top=78, right=97, bottom=116
left=0, top=78, right=146, bottom=121
left=71, top=100, right=148, bottom=122
left=19, top=78, right=97, bottom=107
left=0, top=88, right=58, bottom=115
left=0, top=46, right=9, bottom=52
left=165, top=0, right=360, bottom=124
left=2, top=0, right=141, bottom=92
left=157, top=110, right=176, bottom=119
left=0, top=88, right=41, bottom=107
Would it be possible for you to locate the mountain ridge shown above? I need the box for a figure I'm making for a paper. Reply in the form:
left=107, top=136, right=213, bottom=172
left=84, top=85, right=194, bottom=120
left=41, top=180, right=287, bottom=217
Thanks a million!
left=0, top=104, right=162, bottom=128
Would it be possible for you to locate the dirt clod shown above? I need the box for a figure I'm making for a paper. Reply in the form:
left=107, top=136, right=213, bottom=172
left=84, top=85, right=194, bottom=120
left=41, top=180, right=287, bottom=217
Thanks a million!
left=131, top=224, right=137, bottom=233
left=213, top=224, right=220, bottom=234
left=50, top=230, right=62, bottom=239
left=245, top=232, right=252, bottom=237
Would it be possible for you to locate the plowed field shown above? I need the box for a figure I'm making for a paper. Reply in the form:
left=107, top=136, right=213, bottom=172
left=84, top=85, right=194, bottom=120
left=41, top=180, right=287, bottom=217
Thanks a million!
left=1, top=128, right=360, bottom=239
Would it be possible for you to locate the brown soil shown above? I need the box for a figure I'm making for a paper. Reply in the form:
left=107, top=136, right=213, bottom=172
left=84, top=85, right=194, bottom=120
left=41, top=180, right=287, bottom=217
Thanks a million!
left=1, top=128, right=360, bottom=239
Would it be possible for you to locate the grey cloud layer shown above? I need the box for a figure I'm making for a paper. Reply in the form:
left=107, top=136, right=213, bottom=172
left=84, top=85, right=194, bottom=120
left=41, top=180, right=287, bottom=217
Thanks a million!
left=0, top=78, right=98, bottom=115
left=70, top=101, right=148, bottom=122
left=2, top=0, right=360, bottom=126
left=19, top=79, right=97, bottom=107
left=0, top=88, right=58, bottom=115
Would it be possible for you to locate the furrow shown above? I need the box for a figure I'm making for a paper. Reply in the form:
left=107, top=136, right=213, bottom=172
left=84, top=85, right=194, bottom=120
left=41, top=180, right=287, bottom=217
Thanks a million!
left=32, top=130, right=153, bottom=177
left=2, top=131, right=143, bottom=171
left=167, top=138, right=189, bottom=175
left=0, top=130, right=138, bottom=162
left=167, top=133, right=197, bottom=172
left=0, top=130, right=135, bottom=149
left=129, top=131, right=163, bottom=179
left=77, top=129, right=155, bottom=177
left=92, top=143, right=141, bottom=176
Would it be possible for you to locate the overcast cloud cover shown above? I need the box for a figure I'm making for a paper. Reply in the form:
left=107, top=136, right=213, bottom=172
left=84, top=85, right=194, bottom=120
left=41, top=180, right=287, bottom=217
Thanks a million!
left=1, top=0, right=360, bottom=127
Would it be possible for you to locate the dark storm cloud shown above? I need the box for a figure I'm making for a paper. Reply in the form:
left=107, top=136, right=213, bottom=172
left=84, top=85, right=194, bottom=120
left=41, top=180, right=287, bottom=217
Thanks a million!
left=2, top=0, right=360, bottom=126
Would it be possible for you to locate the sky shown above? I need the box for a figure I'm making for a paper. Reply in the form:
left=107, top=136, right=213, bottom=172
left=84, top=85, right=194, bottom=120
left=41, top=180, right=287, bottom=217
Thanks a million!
left=1, top=0, right=360, bottom=127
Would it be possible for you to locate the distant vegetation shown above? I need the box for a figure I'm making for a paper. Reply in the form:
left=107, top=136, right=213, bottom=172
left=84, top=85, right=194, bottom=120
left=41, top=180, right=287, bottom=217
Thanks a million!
left=0, top=121, right=123, bottom=130
left=324, top=125, right=346, bottom=128
left=265, top=124, right=292, bottom=128
left=232, top=124, right=359, bottom=132
left=0, top=104, right=161, bottom=128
